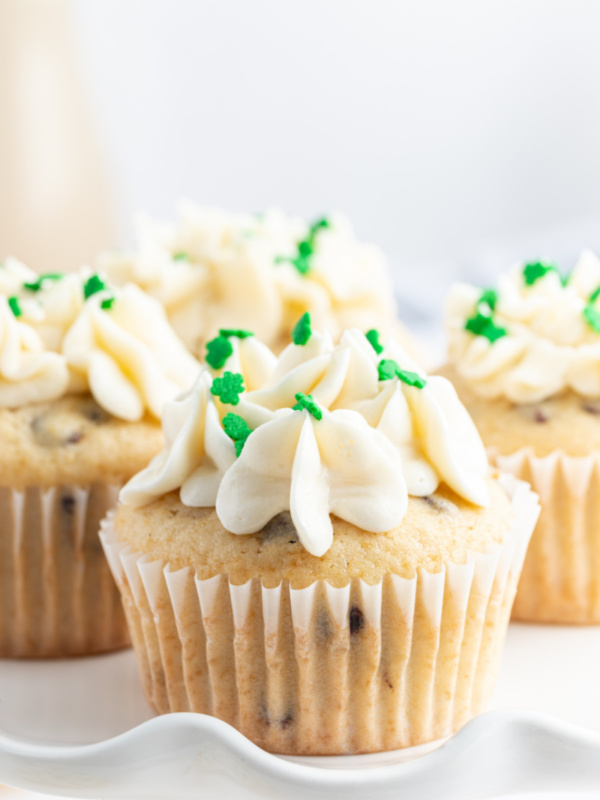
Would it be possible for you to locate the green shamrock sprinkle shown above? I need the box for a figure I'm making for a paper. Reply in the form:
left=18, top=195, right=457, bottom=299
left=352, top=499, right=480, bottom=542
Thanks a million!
left=206, top=335, right=233, bottom=369
left=222, top=413, right=253, bottom=456
left=292, top=312, right=312, bottom=345
left=23, top=273, right=64, bottom=292
left=478, top=288, right=498, bottom=313
left=8, top=296, right=22, bottom=317
left=583, top=304, right=600, bottom=334
left=292, top=392, right=323, bottom=420
left=522, top=261, right=561, bottom=286
left=366, top=328, right=384, bottom=355
left=211, top=372, right=245, bottom=405
left=101, top=296, right=116, bottom=310
left=219, top=328, right=254, bottom=339
left=173, top=251, right=190, bottom=262
left=377, top=358, right=427, bottom=388
left=275, top=216, right=330, bottom=276
left=464, top=312, right=507, bottom=343
left=83, top=274, right=109, bottom=300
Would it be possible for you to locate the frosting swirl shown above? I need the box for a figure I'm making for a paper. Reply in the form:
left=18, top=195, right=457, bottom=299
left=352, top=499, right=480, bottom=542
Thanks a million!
left=121, top=321, right=490, bottom=556
left=100, top=204, right=398, bottom=353
left=445, top=251, right=600, bottom=403
left=0, top=265, right=200, bottom=420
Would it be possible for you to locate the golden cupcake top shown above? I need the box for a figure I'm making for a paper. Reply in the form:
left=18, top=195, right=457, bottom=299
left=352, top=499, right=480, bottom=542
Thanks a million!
left=121, top=317, right=491, bottom=557
left=0, top=260, right=200, bottom=420
left=445, top=251, right=600, bottom=404
left=98, top=204, right=398, bottom=353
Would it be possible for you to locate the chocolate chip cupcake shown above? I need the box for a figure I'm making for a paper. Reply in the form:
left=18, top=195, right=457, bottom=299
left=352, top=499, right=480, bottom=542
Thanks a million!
left=444, top=251, right=600, bottom=623
left=99, top=204, right=419, bottom=358
left=0, top=264, right=199, bottom=656
left=102, top=319, right=538, bottom=755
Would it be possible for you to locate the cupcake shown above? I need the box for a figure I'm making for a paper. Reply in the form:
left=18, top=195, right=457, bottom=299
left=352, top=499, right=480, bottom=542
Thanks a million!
left=101, top=319, right=538, bottom=754
left=444, top=251, right=600, bottom=623
left=0, top=261, right=200, bottom=656
left=98, top=204, right=419, bottom=358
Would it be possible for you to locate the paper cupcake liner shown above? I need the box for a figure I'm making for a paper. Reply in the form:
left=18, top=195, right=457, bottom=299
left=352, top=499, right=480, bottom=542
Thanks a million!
left=491, top=447, right=600, bottom=624
left=0, top=483, right=129, bottom=658
left=100, top=474, right=538, bottom=755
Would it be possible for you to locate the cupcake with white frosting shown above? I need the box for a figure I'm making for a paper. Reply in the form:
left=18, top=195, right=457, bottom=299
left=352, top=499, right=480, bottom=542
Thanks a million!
left=0, top=261, right=200, bottom=656
left=99, top=203, right=419, bottom=359
left=444, top=251, right=600, bottom=623
left=101, top=317, right=538, bottom=754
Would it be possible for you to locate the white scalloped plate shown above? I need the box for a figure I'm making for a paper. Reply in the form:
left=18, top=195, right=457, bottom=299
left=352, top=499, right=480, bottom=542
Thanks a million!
left=1, top=623, right=600, bottom=799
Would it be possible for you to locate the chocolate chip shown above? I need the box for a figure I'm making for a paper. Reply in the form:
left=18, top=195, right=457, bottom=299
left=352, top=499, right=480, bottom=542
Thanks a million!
left=583, top=403, right=600, bottom=415
left=66, top=431, right=83, bottom=445
left=31, top=415, right=82, bottom=448
left=349, top=606, right=365, bottom=635
left=262, top=512, right=298, bottom=543
left=61, top=495, right=75, bottom=515
left=534, top=409, right=549, bottom=423
left=421, top=495, right=458, bottom=514
left=80, top=400, right=110, bottom=425
left=384, top=675, right=394, bottom=690
left=278, top=712, right=294, bottom=730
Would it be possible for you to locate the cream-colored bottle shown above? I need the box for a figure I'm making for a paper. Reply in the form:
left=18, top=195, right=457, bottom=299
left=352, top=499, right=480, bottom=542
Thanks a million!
left=0, top=0, right=114, bottom=273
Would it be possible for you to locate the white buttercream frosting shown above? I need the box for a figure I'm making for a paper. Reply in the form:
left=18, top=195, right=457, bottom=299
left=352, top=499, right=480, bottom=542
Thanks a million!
left=0, top=265, right=200, bottom=419
left=100, top=204, right=398, bottom=353
left=121, top=323, right=490, bottom=556
left=446, top=251, right=600, bottom=403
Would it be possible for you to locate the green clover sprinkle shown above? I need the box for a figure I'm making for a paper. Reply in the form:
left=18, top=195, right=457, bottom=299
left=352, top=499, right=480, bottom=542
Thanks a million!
left=366, top=328, right=384, bottom=355
left=218, top=328, right=254, bottom=339
left=522, top=261, right=562, bottom=286
left=274, top=216, right=330, bottom=276
left=464, top=312, right=507, bottom=343
left=292, top=392, right=323, bottom=420
left=222, top=413, right=253, bottom=456
left=23, top=273, right=64, bottom=292
left=583, top=304, right=600, bottom=334
left=478, top=288, right=498, bottom=313
left=206, top=335, right=233, bottom=369
left=83, top=274, right=110, bottom=300
left=292, top=312, right=312, bottom=345
left=211, top=371, right=245, bottom=405
left=8, top=296, right=21, bottom=317
left=100, top=296, right=116, bottom=310
left=377, top=358, right=427, bottom=388
left=173, top=251, right=190, bottom=262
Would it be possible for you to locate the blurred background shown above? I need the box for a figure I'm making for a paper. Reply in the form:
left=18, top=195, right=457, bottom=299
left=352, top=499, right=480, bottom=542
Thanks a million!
left=2, top=0, right=600, bottom=326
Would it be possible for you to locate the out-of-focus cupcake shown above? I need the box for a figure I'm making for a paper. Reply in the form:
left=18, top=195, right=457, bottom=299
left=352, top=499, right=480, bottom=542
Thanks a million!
left=443, top=252, right=600, bottom=623
left=102, top=318, right=538, bottom=755
left=0, top=261, right=199, bottom=656
left=98, top=204, right=420, bottom=358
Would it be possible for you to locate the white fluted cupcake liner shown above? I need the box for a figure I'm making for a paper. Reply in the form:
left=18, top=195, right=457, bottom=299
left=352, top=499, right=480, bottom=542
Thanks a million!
left=100, top=474, right=538, bottom=755
left=491, top=448, right=600, bottom=623
left=0, top=483, right=129, bottom=657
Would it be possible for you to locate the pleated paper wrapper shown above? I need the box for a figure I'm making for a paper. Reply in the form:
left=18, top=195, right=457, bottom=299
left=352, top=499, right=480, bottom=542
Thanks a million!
left=491, top=448, right=600, bottom=624
left=0, top=483, right=129, bottom=657
left=100, top=474, right=539, bottom=755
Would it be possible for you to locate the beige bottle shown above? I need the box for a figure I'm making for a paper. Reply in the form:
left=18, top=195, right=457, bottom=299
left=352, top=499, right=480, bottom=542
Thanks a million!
left=0, top=0, right=114, bottom=273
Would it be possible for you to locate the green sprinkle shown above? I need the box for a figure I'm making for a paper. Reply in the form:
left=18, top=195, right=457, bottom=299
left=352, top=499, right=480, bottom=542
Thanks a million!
left=222, top=413, right=253, bottom=456
left=173, top=251, right=190, bottom=262
left=211, top=372, right=245, bottom=405
left=465, top=312, right=507, bottom=343
left=583, top=304, right=600, bottom=333
left=478, top=288, right=498, bottom=313
left=23, top=273, right=64, bottom=292
left=84, top=274, right=109, bottom=300
left=206, top=335, right=233, bottom=369
left=377, top=358, right=427, bottom=388
left=366, top=328, right=384, bottom=355
left=522, top=261, right=560, bottom=286
left=218, top=328, right=254, bottom=339
left=8, top=296, right=22, bottom=317
left=100, top=296, right=116, bottom=310
left=292, top=312, right=312, bottom=345
left=275, top=216, right=330, bottom=276
left=590, top=286, right=600, bottom=304
left=292, top=392, right=323, bottom=420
